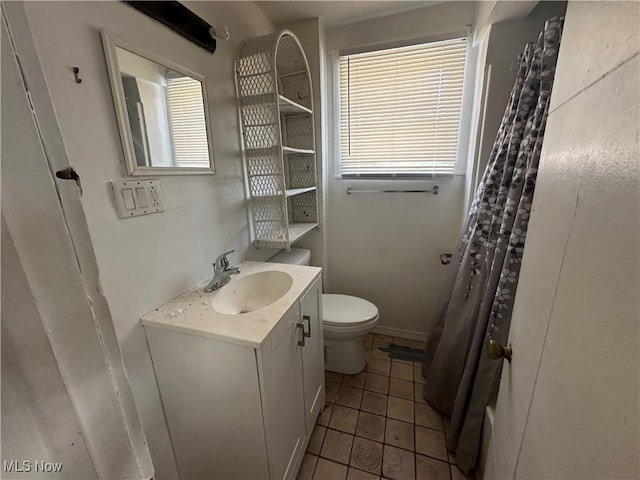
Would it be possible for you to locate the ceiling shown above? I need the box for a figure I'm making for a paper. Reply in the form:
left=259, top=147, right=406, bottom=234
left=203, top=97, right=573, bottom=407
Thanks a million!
left=255, top=1, right=440, bottom=27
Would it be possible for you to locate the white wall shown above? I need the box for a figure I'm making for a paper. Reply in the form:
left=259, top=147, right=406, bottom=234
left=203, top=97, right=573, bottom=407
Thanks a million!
left=21, top=2, right=276, bottom=477
left=324, top=2, right=476, bottom=336
left=2, top=217, right=97, bottom=480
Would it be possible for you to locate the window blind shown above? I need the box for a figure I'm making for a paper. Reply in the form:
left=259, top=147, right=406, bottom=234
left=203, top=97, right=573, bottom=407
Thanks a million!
left=165, top=75, right=210, bottom=167
left=340, top=38, right=467, bottom=176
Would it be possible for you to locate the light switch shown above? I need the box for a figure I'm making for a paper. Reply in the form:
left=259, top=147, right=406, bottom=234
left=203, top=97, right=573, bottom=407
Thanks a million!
left=111, top=178, right=165, bottom=218
left=135, top=187, right=149, bottom=208
left=122, top=188, right=136, bottom=210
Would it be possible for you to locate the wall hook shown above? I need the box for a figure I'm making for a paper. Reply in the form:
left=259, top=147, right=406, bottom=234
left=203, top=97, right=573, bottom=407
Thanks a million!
left=208, top=25, right=229, bottom=40
left=73, top=67, right=82, bottom=84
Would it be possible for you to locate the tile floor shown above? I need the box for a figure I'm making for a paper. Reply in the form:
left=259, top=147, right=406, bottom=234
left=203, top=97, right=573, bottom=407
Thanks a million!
left=297, top=333, right=473, bottom=480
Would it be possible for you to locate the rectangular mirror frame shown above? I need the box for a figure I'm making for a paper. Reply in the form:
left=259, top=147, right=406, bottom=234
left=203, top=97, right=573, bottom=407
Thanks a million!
left=101, top=30, right=215, bottom=176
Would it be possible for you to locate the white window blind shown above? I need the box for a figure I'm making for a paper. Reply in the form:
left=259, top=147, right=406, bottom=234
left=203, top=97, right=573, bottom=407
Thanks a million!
left=340, top=38, right=467, bottom=176
left=165, top=75, right=210, bottom=167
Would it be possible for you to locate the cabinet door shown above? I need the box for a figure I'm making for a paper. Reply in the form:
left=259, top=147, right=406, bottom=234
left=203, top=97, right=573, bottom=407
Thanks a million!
left=258, top=304, right=306, bottom=480
left=300, top=278, right=325, bottom=433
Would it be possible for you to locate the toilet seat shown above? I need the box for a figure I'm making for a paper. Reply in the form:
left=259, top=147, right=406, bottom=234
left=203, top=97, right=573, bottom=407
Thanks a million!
left=322, top=294, right=379, bottom=327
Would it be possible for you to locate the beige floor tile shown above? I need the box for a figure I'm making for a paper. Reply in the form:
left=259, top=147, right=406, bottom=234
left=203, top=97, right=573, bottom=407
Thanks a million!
left=371, top=346, right=390, bottom=360
left=347, top=466, right=380, bottom=480
left=329, top=405, right=359, bottom=434
left=308, top=425, right=327, bottom=455
left=326, top=382, right=340, bottom=403
left=384, top=418, right=414, bottom=451
left=297, top=453, right=318, bottom=480
left=416, top=455, right=449, bottom=480
left=361, top=391, right=388, bottom=416
left=365, top=373, right=390, bottom=394
left=356, top=411, right=385, bottom=442
left=321, top=429, right=354, bottom=465
left=387, top=396, right=414, bottom=423
left=415, top=426, right=447, bottom=461
left=337, top=385, right=364, bottom=409
left=390, top=362, right=413, bottom=381
left=450, top=463, right=472, bottom=480
left=343, top=372, right=367, bottom=389
left=414, top=383, right=426, bottom=404
left=362, top=333, right=374, bottom=344
left=382, top=445, right=415, bottom=480
left=373, top=334, right=393, bottom=345
left=413, top=340, right=426, bottom=350
left=392, top=337, right=413, bottom=347
left=389, top=378, right=414, bottom=400
left=363, top=343, right=373, bottom=359
left=414, top=403, right=443, bottom=431
left=368, top=358, right=391, bottom=376
left=413, top=366, right=425, bottom=384
left=350, top=437, right=383, bottom=475
left=325, top=371, right=344, bottom=384
left=393, top=359, right=414, bottom=366
left=318, top=403, right=333, bottom=427
left=313, top=458, right=348, bottom=480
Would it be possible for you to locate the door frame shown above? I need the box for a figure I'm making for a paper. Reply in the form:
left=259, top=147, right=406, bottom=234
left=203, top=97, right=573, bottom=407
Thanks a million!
left=2, top=3, right=153, bottom=477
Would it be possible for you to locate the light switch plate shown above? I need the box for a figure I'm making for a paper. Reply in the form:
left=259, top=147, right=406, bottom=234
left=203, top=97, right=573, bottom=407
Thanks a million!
left=111, top=178, right=165, bottom=218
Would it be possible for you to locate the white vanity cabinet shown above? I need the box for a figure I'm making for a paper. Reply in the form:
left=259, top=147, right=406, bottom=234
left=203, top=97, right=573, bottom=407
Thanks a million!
left=143, top=268, right=324, bottom=480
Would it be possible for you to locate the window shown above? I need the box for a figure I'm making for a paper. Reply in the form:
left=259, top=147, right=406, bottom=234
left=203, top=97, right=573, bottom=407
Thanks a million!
left=339, top=38, right=467, bottom=176
left=165, top=74, right=210, bottom=168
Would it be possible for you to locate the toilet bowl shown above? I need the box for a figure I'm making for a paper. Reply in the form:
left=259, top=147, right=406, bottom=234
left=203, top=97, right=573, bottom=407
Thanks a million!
left=269, top=248, right=379, bottom=374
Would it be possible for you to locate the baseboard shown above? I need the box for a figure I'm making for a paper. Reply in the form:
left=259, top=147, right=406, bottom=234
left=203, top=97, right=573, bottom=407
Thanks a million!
left=372, top=325, right=427, bottom=342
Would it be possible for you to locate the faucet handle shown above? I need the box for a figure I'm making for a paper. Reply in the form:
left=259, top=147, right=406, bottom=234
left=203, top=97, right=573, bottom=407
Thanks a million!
left=214, top=250, right=235, bottom=270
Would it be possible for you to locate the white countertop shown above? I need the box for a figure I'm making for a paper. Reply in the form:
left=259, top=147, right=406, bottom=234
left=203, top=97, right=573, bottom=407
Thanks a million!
left=141, top=261, right=322, bottom=349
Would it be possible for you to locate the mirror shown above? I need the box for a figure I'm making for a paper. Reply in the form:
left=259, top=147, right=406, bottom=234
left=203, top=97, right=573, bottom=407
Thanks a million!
left=102, top=31, right=215, bottom=175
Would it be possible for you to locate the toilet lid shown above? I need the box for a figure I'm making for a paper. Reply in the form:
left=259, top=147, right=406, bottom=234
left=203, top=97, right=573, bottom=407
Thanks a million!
left=322, top=294, right=378, bottom=326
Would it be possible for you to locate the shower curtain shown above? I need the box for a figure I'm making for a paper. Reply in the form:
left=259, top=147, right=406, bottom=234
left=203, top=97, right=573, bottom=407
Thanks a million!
left=421, top=17, right=563, bottom=474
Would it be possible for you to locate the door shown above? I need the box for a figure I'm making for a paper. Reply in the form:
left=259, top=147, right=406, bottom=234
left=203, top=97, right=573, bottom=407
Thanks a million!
left=300, top=277, right=325, bottom=433
left=490, top=3, right=639, bottom=479
left=1, top=4, right=153, bottom=478
left=258, top=304, right=307, bottom=480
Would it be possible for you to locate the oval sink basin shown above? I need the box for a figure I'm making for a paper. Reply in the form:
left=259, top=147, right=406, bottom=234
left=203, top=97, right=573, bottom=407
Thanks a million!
left=211, top=271, right=293, bottom=315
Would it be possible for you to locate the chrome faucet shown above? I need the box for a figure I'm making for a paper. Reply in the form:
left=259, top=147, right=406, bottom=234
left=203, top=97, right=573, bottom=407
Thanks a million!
left=204, top=250, right=240, bottom=292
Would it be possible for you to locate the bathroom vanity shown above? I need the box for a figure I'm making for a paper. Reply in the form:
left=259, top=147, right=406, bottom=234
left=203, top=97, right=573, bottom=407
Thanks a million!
left=142, top=262, right=324, bottom=479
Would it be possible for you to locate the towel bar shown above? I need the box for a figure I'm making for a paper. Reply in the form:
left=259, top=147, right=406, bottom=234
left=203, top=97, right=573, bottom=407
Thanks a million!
left=347, top=185, right=439, bottom=195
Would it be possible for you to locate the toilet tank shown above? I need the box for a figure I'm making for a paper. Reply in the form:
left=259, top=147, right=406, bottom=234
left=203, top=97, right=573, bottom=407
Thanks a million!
left=269, top=248, right=311, bottom=266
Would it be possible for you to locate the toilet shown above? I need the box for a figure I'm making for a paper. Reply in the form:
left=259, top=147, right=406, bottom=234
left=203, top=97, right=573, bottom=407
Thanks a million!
left=269, top=248, right=379, bottom=374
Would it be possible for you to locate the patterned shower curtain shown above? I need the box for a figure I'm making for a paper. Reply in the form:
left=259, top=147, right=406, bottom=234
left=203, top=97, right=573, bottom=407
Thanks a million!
left=421, top=17, right=564, bottom=474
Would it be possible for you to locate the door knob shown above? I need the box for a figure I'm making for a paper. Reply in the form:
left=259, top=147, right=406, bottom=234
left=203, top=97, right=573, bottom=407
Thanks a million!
left=487, top=339, right=512, bottom=363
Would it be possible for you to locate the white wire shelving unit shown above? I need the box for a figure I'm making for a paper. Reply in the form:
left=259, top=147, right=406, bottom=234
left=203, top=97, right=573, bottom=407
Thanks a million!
left=235, top=30, right=319, bottom=249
